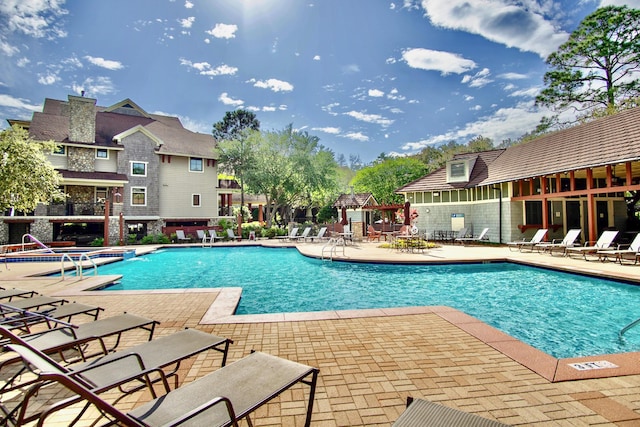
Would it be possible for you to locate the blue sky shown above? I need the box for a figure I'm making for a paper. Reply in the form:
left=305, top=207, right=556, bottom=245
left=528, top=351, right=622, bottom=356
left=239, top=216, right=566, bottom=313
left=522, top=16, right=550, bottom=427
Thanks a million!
left=1, top=0, right=639, bottom=164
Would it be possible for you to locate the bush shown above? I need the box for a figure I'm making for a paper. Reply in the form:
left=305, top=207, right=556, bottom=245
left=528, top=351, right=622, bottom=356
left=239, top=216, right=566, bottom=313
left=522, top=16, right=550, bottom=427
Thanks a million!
left=140, top=234, right=171, bottom=244
left=90, top=237, right=104, bottom=247
left=317, top=204, right=337, bottom=224
left=127, top=234, right=137, bottom=244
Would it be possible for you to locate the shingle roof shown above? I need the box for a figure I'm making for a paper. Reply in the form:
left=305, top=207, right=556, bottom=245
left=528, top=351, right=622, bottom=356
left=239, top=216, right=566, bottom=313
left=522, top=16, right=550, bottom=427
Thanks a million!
left=333, top=192, right=378, bottom=208
left=59, top=170, right=128, bottom=182
left=28, top=97, right=217, bottom=158
left=397, top=107, right=640, bottom=192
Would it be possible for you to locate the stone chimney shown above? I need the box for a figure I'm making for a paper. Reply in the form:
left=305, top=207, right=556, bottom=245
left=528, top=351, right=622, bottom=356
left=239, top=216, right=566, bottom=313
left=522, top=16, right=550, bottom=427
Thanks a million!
left=68, top=94, right=96, bottom=143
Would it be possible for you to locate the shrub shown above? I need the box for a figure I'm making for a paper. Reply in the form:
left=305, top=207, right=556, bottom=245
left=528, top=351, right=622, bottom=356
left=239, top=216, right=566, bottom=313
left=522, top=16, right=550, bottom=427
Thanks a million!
left=127, top=234, right=137, bottom=244
left=90, top=237, right=104, bottom=247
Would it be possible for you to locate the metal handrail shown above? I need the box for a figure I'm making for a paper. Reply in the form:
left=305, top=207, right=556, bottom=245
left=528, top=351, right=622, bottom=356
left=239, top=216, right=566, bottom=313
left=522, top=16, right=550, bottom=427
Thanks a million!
left=78, top=253, right=98, bottom=278
left=619, top=317, right=640, bottom=340
left=60, top=253, right=78, bottom=279
left=321, top=238, right=345, bottom=261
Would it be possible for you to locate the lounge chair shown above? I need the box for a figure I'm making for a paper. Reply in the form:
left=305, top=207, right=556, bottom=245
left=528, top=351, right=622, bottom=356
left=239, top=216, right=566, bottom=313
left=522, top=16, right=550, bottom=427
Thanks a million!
left=175, top=230, right=191, bottom=243
left=598, top=232, right=640, bottom=264
left=292, top=227, right=312, bottom=242
left=507, top=229, right=548, bottom=252
left=450, top=227, right=469, bottom=243
left=307, top=227, right=327, bottom=243
left=0, top=288, right=37, bottom=301
left=0, top=327, right=233, bottom=423
left=0, top=313, right=159, bottom=371
left=565, top=230, right=618, bottom=260
left=196, top=230, right=206, bottom=243
left=277, top=227, right=299, bottom=241
left=455, top=227, right=489, bottom=245
left=15, top=347, right=319, bottom=427
left=209, top=229, right=223, bottom=244
left=393, top=397, right=510, bottom=427
left=0, top=301, right=103, bottom=333
left=226, top=228, right=241, bottom=241
left=535, top=228, right=581, bottom=255
left=367, top=225, right=382, bottom=242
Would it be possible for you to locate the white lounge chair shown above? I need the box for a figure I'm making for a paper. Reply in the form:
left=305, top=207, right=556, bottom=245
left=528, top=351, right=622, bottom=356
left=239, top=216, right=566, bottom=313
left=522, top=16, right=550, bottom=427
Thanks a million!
left=209, top=229, right=223, bottom=244
left=598, top=232, right=640, bottom=264
left=535, top=229, right=581, bottom=255
left=196, top=230, right=206, bottom=243
left=507, top=229, right=548, bottom=252
left=292, top=227, right=311, bottom=242
left=175, top=230, right=190, bottom=243
left=226, top=228, right=241, bottom=241
left=277, top=227, right=299, bottom=241
left=565, top=230, right=618, bottom=260
left=308, top=227, right=327, bottom=243
left=455, top=228, right=489, bottom=245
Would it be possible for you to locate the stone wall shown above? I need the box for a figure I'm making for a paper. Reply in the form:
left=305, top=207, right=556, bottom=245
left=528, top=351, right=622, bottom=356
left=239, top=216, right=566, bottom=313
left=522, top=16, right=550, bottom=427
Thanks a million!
left=68, top=95, right=96, bottom=143
left=67, top=147, right=95, bottom=172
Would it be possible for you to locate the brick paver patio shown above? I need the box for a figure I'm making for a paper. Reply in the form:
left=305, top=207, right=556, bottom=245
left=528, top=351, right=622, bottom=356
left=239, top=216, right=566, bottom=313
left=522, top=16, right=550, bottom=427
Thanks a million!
left=2, top=241, right=640, bottom=426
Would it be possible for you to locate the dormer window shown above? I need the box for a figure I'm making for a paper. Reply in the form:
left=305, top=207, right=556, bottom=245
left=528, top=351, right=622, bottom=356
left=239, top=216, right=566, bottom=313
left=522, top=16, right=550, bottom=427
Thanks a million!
left=446, top=159, right=472, bottom=183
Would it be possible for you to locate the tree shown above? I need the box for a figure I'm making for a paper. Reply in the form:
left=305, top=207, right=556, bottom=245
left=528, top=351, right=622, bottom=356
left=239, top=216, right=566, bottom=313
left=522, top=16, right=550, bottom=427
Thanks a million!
left=0, top=126, right=64, bottom=213
left=243, top=125, right=339, bottom=227
left=212, top=110, right=260, bottom=213
left=350, top=157, right=427, bottom=205
left=536, top=6, right=640, bottom=117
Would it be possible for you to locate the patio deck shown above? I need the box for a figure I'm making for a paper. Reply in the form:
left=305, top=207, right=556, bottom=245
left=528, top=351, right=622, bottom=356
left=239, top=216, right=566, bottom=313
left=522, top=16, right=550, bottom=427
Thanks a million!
left=2, top=241, right=640, bottom=426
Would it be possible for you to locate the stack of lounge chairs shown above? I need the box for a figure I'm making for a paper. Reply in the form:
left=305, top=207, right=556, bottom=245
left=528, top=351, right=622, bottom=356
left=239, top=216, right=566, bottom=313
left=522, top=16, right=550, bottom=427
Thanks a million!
left=0, top=288, right=320, bottom=427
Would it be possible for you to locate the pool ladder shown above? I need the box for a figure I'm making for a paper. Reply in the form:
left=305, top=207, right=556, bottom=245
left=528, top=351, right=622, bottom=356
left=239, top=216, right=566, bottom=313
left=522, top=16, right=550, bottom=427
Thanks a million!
left=321, top=237, right=345, bottom=261
left=619, top=317, right=640, bottom=340
left=60, top=253, right=97, bottom=279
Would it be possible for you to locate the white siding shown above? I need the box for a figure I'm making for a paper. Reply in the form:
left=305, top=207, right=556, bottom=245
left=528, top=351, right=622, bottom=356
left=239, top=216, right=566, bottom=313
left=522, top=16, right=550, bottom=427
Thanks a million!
left=158, top=156, right=217, bottom=218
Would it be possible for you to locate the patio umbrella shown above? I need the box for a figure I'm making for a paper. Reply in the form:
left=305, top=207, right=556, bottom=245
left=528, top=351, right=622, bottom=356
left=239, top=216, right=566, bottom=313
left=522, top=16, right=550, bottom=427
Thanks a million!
left=403, top=201, right=411, bottom=225
left=340, top=207, right=348, bottom=225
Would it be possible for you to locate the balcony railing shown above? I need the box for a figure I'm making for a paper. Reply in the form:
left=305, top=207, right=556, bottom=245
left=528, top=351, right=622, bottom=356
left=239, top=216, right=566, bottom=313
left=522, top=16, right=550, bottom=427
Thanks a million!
left=46, top=202, right=112, bottom=217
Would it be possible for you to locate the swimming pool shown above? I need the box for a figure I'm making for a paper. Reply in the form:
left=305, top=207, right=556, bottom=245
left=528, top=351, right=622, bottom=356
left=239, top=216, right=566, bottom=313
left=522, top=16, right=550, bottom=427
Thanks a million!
left=95, top=246, right=640, bottom=359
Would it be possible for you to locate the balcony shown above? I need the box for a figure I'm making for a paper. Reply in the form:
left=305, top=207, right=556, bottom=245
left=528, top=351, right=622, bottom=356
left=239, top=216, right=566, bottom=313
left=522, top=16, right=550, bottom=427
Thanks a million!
left=46, top=201, right=113, bottom=217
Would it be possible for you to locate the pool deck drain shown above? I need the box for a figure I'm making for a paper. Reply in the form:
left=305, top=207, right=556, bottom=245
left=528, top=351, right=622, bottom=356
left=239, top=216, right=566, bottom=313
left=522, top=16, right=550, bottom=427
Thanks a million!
left=3, top=242, right=640, bottom=425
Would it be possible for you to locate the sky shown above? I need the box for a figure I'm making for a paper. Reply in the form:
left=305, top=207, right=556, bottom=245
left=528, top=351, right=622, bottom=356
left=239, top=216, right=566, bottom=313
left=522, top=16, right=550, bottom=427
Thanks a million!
left=1, top=0, right=639, bottom=164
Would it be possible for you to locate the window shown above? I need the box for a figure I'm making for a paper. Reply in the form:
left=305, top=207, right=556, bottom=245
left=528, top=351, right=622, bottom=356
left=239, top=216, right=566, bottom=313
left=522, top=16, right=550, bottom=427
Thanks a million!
left=131, top=161, right=147, bottom=176
left=96, top=149, right=108, bottom=159
left=131, top=187, right=146, bottom=206
left=450, top=162, right=466, bottom=178
left=190, top=157, right=203, bottom=172
left=446, top=158, right=474, bottom=183
left=525, top=201, right=543, bottom=224
left=192, top=194, right=201, bottom=207
left=53, top=145, right=66, bottom=156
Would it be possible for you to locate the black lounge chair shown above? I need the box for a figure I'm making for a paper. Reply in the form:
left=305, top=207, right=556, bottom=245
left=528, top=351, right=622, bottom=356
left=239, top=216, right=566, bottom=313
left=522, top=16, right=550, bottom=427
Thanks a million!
left=1, top=327, right=233, bottom=425
left=393, top=397, right=510, bottom=427
left=0, top=288, right=37, bottom=301
left=11, top=346, right=319, bottom=427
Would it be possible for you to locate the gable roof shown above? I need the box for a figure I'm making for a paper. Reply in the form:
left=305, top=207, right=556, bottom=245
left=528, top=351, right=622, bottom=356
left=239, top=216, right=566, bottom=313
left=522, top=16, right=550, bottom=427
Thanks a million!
left=333, top=192, right=378, bottom=208
left=397, top=107, right=640, bottom=193
left=27, top=97, right=217, bottom=159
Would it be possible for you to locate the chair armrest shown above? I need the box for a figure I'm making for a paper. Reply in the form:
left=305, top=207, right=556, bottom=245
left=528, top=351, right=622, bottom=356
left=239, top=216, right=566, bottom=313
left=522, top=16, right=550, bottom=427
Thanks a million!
left=169, top=395, right=239, bottom=426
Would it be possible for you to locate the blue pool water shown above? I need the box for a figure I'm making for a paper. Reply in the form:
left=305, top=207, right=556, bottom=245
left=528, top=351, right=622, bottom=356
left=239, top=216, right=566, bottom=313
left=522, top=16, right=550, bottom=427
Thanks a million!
left=95, top=247, right=640, bottom=359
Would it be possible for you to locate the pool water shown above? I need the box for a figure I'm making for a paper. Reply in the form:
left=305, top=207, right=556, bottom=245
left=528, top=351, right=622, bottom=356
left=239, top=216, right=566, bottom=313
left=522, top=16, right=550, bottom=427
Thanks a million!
left=96, top=247, right=640, bottom=358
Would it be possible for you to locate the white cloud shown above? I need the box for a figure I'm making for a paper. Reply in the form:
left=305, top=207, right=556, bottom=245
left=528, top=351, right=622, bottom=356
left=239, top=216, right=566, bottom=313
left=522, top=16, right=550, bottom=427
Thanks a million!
left=420, top=0, right=569, bottom=58
left=0, top=94, right=41, bottom=111
left=461, top=67, right=493, bottom=88
left=344, top=110, right=394, bottom=127
left=402, top=48, right=476, bottom=75
left=16, top=57, right=29, bottom=67
left=313, top=55, right=321, bottom=61
left=0, top=0, right=68, bottom=39
left=312, top=126, right=341, bottom=134
left=0, top=38, right=19, bottom=56
left=368, top=89, right=384, bottom=97
left=179, top=16, right=195, bottom=28
left=206, top=23, right=238, bottom=39
left=509, top=87, right=540, bottom=98
left=180, top=58, right=238, bottom=77
left=37, top=72, right=59, bottom=85
left=470, top=105, right=482, bottom=111
left=342, top=64, right=360, bottom=74
left=401, top=101, right=547, bottom=151
left=249, top=78, right=294, bottom=92
left=84, top=56, right=124, bottom=70
left=219, top=92, right=244, bottom=107
left=464, top=95, right=474, bottom=101
left=184, top=0, right=194, bottom=8
left=499, top=72, right=528, bottom=80
left=72, top=76, right=116, bottom=96
left=342, top=132, right=369, bottom=142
